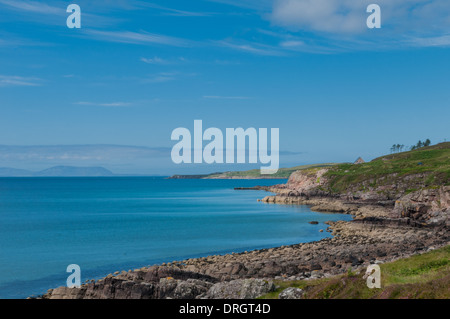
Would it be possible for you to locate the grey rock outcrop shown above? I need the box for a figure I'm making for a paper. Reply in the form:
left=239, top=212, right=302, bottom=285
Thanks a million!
left=279, top=287, right=304, bottom=299
left=44, top=266, right=217, bottom=299
left=200, top=279, right=275, bottom=299
left=393, top=186, right=449, bottom=227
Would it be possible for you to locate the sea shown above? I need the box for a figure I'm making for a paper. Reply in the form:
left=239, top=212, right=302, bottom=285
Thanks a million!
left=0, top=177, right=352, bottom=299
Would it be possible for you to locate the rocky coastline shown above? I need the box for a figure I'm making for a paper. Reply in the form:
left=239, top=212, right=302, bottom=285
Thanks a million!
left=40, top=167, right=449, bottom=299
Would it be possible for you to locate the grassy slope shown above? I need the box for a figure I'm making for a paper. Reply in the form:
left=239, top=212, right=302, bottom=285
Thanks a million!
left=206, top=163, right=337, bottom=179
left=323, top=142, right=450, bottom=194
left=171, top=143, right=449, bottom=183
left=260, top=245, right=450, bottom=299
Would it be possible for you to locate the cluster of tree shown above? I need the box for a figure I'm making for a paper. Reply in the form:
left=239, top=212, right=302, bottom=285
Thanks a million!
left=390, top=144, right=406, bottom=153
left=390, top=139, right=431, bottom=153
left=410, top=139, right=431, bottom=150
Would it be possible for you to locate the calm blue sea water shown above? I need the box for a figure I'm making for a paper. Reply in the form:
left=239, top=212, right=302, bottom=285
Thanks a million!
left=0, top=177, right=352, bottom=299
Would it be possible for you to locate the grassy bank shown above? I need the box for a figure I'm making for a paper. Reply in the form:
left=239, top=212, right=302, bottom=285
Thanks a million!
left=206, top=163, right=337, bottom=179
left=323, top=142, right=450, bottom=194
left=259, top=245, right=450, bottom=299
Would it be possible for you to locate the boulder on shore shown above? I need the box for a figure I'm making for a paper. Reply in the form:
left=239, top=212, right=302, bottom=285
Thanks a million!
left=279, top=287, right=304, bottom=299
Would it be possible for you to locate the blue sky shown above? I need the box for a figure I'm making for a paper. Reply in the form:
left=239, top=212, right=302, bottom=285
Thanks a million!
left=0, top=0, right=449, bottom=174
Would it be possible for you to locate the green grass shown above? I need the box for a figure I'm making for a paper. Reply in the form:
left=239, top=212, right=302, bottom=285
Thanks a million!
left=172, top=143, right=449, bottom=188
left=381, top=246, right=450, bottom=285
left=323, top=142, right=450, bottom=194
left=259, top=245, right=450, bottom=299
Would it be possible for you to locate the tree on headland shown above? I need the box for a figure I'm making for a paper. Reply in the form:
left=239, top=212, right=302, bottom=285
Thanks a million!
left=410, top=139, right=432, bottom=151
left=390, top=144, right=405, bottom=153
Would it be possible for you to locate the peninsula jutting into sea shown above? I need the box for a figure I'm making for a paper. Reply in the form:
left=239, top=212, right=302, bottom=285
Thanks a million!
left=41, top=142, right=449, bottom=299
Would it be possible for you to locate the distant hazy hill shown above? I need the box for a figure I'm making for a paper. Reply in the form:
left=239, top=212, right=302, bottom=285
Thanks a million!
left=0, top=166, right=114, bottom=177
left=0, top=168, right=34, bottom=177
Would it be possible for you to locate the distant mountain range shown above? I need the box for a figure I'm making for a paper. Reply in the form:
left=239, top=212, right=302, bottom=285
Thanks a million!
left=0, top=166, right=114, bottom=177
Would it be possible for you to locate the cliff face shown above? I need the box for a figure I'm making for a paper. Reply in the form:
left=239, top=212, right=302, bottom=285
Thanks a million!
left=284, top=143, right=450, bottom=203
left=393, top=186, right=450, bottom=227
left=277, top=157, right=449, bottom=228
left=284, top=168, right=426, bottom=202
left=285, top=168, right=330, bottom=196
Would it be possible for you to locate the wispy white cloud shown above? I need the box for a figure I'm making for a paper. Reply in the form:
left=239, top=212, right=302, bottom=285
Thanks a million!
left=74, top=101, right=132, bottom=107
left=205, top=0, right=271, bottom=11
left=256, top=28, right=336, bottom=53
left=134, top=2, right=216, bottom=17
left=145, top=76, right=175, bottom=83
left=212, top=59, right=241, bottom=65
left=279, top=40, right=304, bottom=48
left=140, top=56, right=189, bottom=65
left=0, top=38, right=25, bottom=47
left=141, top=72, right=178, bottom=84
left=408, top=35, right=450, bottom=47
left=140, top=71, right=197, bottom=84
left=0, top=75, right=42, bottom=87
left=203, top=95, right=252, bottom=100
left=0, top=31, right=52, bottom=48
left=0, top=144, right=171, bottom=164
left=83, top=30, right=191, bottom=47
left=140, top=57, right=168, bottom=65
left=215, top=39, right=284, bottom=56
left=0, top=0, right=119, bottom=27
left=0, top=0, right=62, bottom=14
left=271, top=0, right=365, bottom=34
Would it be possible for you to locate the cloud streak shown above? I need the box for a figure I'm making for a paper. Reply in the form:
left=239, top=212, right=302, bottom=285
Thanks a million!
left=74, top=101, right=132, bottom=107
left=140, top=56, right=188, bottom=65
left=0, top=0, right=62, bottom=14
left=0, top=0, right=119, bottom=27
left=215, top=39, right=285, bottom=56
left=408, top=35, right=450, bottom=47
left=134, top=2, right=216, bottom=17
left=140, top=57, right=169, bottom=65
left=0, top=144, right=171, bottom=163
left=83, top=30, right=191, bottom=47
left=205, top=0, right=272, bottom=11
left=203, top=95, right=252, bottom=100
left=0, top=75, right=42, bottom=87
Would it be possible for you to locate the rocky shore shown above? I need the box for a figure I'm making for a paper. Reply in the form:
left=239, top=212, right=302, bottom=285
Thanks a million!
left=41, top=166, right=449, bottom=299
